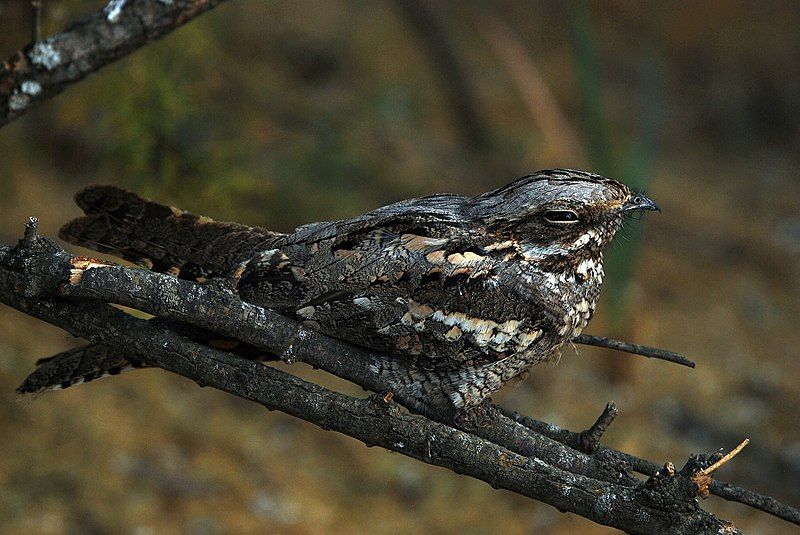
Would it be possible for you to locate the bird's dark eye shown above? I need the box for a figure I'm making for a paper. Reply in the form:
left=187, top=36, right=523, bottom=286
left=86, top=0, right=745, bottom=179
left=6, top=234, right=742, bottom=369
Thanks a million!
left=543, top=210, right=580, bottom=224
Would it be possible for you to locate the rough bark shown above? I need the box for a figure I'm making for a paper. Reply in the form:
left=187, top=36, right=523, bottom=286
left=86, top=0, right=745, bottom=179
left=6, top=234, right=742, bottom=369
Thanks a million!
left=43, top=236, right=798, bottom=525
left=4, top=221, right=799, bottom=532
left=0, top=0, right=229, bottom=127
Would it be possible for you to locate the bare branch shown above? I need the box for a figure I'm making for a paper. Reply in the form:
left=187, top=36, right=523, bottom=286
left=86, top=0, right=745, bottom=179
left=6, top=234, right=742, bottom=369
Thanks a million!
left=51, top=254, right=704, bottom=486
left=1, top=0, right=229, bottom=127
left=701, top=439, right=750, bottom=476
left=54, top=244, right=638, bottom=486
left=20, top=229, right=799, bottom=527
left=0, top=227, right=744, bottom=534
left=4, top=226, right=800, bottom=527
left=574, top=333, right=696, bottom=368
left=498, top=406, right=800, bottom=526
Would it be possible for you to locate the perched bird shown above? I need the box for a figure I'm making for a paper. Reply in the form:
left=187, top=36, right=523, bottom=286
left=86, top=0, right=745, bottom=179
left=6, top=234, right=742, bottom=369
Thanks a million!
left=20, top=169, right=658, bottom=415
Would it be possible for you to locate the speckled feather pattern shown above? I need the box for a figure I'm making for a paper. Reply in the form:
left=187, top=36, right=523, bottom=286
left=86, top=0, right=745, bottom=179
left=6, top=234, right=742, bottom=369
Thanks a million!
left=46, top=169, right=649, bottom=414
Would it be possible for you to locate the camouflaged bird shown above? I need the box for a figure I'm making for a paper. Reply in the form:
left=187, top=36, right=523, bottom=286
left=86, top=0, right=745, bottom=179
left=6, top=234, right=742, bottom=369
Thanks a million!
left=20, top=169, right=658, bottom=415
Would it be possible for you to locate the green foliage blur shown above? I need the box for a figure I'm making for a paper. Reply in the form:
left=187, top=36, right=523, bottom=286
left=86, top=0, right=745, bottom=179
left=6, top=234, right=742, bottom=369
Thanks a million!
left=1, top=1, right=799, bottom=533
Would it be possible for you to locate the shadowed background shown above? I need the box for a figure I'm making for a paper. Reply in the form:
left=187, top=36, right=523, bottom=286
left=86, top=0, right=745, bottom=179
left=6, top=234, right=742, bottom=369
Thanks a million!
left=0, top=1, right=799, bottom=533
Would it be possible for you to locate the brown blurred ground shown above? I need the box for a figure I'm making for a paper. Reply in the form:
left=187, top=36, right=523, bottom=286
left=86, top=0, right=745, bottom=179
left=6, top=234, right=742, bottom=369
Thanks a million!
left=0, top=1, right=799, bottom=533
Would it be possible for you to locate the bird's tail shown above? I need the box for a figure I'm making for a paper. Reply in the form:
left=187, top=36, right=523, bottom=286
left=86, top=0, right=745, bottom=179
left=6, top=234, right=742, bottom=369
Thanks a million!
left=25, top=186, right=284, bottom=394
left=16, top=345, right=144, bottom=394
left=59, top=186, right=282, bottom=280
left=17, top=336, right=275, bottom=395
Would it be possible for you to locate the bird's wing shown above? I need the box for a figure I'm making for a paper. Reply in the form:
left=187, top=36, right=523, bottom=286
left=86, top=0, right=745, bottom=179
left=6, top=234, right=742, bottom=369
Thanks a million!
left=237, top=196, right=549, bottom=371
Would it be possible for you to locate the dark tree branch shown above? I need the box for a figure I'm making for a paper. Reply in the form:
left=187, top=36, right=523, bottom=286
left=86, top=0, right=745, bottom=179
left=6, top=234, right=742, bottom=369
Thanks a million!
left=54, top=252, right=639, bottom=486
left=1, top=313, right=722, bottom=534
left=496, top=406, right=800, bottom=526
left=54, top=253, right=683, bottom=485
left=1, top=0, right=229, bottom=127
left=0, top=226, right=744, bottom=535
left=8, top=220, right=799, bottom=527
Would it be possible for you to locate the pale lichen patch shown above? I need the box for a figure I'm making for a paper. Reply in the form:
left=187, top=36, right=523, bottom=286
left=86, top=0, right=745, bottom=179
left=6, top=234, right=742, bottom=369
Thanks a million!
left=29, top=40, right=62, bottom=70
left=8, top=93, right=30, bottom=112
left=21, top=80, right=42, bottom=96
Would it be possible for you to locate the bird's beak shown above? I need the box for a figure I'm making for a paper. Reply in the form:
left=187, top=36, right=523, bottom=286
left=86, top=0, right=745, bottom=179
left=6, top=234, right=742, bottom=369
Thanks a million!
left=622, top=193, right=660, bottom=213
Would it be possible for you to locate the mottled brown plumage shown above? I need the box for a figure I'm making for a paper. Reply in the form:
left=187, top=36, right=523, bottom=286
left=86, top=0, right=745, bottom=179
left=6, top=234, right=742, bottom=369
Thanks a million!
left=26, top=169, right=658, bottom=415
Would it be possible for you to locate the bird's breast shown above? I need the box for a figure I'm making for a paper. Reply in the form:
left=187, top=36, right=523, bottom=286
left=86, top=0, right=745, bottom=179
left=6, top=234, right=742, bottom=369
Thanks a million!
left=529, top=255, right=605, bottom=341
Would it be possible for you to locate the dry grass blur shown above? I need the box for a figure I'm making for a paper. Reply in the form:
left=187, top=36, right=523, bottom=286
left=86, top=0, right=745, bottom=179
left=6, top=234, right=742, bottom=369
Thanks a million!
left=1, top=1, right=799, bottom=533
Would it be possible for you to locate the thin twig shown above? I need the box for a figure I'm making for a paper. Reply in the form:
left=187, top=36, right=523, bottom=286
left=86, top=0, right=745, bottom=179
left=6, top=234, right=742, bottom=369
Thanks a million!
left=692, top=439, right=750, bottom=499
left=579, top=401, right=619, bottom=453
left=30, top=0, right=42, bottom=44
left=574, top=333, right=696, bottom=368
left=701, top=439, right=750, bottom=475
left=23, top=216, right=39, bottom=246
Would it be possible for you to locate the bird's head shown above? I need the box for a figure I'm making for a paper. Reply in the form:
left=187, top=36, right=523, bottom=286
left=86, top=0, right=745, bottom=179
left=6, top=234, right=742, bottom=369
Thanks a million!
left=471, top=169, right=659, bottom=264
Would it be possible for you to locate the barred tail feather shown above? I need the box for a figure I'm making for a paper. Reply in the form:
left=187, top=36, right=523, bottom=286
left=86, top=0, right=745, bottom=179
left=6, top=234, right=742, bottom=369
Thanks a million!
left=17, top=344, right=145, bottom=395
left=59, top=185, right=282, bottom=280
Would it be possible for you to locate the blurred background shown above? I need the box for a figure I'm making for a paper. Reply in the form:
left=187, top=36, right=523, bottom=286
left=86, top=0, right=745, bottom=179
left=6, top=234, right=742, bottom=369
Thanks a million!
left=1, top=1, right=799, bottom=533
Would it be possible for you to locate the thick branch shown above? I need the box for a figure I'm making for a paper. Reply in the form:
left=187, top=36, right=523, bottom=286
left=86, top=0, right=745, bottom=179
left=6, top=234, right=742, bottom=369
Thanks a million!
left=1, top=0, right=229, bottom=127
left=0, top=233, right=741, bottom=534
left=4, top=226, right=799, bottom=527
left=497, top=407, right=800, bottom=526
left=17, top=234, right=797, bottom=526
left=57, top=251, right=640, bottom=487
